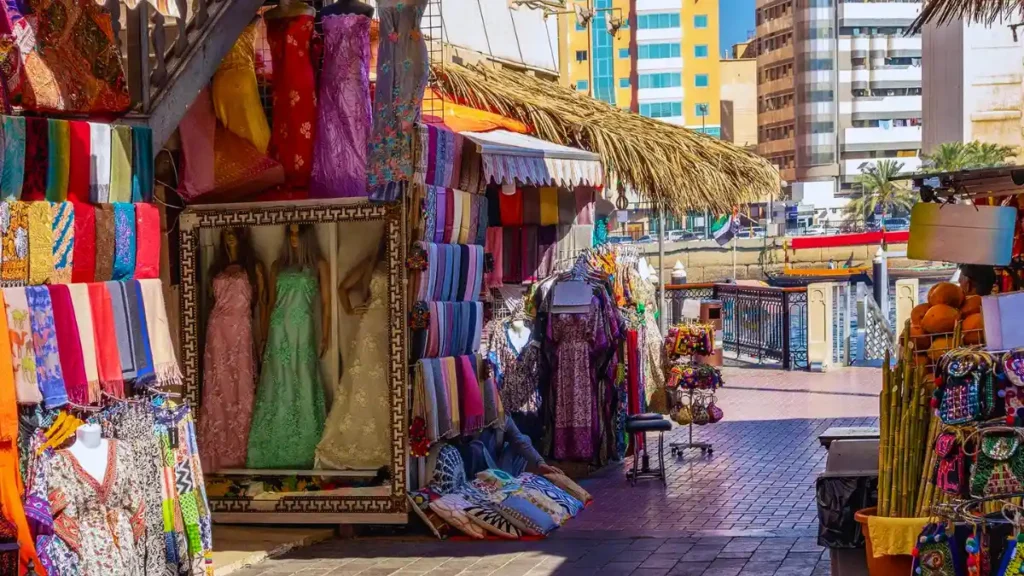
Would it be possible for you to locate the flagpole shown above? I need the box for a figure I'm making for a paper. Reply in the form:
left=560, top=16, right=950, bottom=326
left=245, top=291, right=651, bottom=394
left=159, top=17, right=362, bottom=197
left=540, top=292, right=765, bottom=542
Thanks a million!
left=732, top=237, right=737, bottom=281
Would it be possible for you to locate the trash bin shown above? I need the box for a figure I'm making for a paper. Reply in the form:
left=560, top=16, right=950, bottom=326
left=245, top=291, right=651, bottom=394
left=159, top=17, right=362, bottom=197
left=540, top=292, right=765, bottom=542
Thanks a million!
left=817, top=439, right=879, bottom=576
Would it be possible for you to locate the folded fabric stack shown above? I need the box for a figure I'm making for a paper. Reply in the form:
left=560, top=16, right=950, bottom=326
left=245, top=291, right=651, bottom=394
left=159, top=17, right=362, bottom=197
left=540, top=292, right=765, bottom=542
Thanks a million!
left=411, top=355, right=503, bottom=456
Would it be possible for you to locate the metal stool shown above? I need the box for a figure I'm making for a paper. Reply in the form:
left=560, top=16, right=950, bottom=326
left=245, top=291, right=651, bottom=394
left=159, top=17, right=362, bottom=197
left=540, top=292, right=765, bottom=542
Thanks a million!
left=624, top=414, right=671, bottom=486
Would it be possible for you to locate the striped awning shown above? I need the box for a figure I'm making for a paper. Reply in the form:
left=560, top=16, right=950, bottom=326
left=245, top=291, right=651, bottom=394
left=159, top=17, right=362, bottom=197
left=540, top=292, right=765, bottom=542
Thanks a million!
left=462, top=130, right=604, bottom=188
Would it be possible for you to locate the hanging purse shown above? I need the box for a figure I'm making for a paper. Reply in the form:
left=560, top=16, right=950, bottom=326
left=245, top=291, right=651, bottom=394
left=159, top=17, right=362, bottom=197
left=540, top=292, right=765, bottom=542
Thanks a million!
left=673, top=404, right=692, bottom=426
left=970, top=430, right=1024, bottom=498
left=936, top=352, right=996, bottom=425
left=706, top=397, right=724, bottom=424
left=1002, top=349, right=1024, bottom=425
left=692, top=396, right=710, bottom=426
left=913, top=523, right=960, bottom=576
left=934, top=432, right=967, bottom=497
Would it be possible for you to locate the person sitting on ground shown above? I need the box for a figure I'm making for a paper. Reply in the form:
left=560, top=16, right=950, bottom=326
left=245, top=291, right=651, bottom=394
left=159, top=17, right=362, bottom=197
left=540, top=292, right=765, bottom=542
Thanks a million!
left=457, top=414, right=564, bottom=479
left=959, top=264, right=997, bottom=297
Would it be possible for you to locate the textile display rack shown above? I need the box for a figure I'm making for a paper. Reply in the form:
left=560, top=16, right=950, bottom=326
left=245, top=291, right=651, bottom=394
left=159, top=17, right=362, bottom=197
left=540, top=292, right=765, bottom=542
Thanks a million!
left=663, top=323, right=724, bottom=458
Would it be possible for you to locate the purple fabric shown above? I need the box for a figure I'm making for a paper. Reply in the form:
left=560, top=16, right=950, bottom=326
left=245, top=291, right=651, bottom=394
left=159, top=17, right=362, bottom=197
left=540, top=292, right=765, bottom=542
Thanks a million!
left=311, top=14, right=372, bottom=198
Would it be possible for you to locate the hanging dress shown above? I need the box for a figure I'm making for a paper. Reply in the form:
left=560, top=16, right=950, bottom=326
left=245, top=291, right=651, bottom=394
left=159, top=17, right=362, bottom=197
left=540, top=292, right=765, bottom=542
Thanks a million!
left=198, top=268, right=256, bottom=472
left=211, top=22, right=271, bottom=154
left=315, top=264, right=391, bottom=470
left=247, top=268, right=325, bottom=469
left=310, top=14, right=371, bottom=198
left=265, top=12, right=317, bottom=188
left=549, top=301, right=601, bottom=461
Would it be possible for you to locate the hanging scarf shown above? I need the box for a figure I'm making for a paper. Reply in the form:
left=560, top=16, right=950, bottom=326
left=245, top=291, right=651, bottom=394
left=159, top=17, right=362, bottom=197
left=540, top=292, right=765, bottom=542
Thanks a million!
left=139, top=279, right=181, bottom=388
left=0, top=116, right=24, bottom=199
left=444, top=357, right=460, bottom=434
left=22, top=118, right=47, bottom=201
left=88, top=122, right=111, bottom=203
left=48, top=285, right=88, bottom=404
left=67, top=120, right=91, bottom=202
left=457, top=355, right=483, bottom=435
left=430, top=360, right=452, bottom=439
left=67, top=284, right=100, bottom=403
left=2, top=287, right=41, bottom=404
left=25, top=286, right=68, bottom=408
left=131, top=126, right=154, bottom=202
left=129, top=280, right=155, bottom=386
left=46, top=119, right=70, bottom=202
left=476, top=194, right=488, bottom=245
left=106, top=281, right=138, bottom=387
left=51, top=201, right=74, bottom=284
left=482, top=373, right=504, bottom=427
left=94, top=204, right=114, bottom=281
left=87, top=281, right=123, bottom=398
left=0, top=200, right=26, bottom=285
left=27, top=201, right=53, bottom=285
left=420, top=361, right=438, bottom=443
left=134, top=203, right=160, bottom=279
left=109, top=125, right=133, bottom=203
left=112, top=202, right=136, bottom=280
left=71, top=201, right=95, bottom=283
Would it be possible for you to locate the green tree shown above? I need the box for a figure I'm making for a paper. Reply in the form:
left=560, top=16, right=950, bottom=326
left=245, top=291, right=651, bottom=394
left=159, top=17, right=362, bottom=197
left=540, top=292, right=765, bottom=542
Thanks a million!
left=922, top=140, right=1018, bottom=172
left=845, top=159, right=916, bottom=227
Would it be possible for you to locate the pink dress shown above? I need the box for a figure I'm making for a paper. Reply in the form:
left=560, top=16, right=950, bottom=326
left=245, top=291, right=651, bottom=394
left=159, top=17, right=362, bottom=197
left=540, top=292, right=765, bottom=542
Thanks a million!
left=198, top=268, right=256, bottom=472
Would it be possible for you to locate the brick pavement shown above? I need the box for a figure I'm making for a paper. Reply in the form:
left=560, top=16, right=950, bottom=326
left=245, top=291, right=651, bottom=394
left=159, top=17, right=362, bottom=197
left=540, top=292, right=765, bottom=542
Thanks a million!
left=225, top=367, right=882, bottom=576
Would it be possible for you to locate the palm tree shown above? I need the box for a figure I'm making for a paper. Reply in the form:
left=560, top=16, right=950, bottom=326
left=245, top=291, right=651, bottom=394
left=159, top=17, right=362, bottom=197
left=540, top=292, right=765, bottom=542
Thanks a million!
left=844, top=160, right=916, bottom=227
left=922, top=140, right=1018, bottom=172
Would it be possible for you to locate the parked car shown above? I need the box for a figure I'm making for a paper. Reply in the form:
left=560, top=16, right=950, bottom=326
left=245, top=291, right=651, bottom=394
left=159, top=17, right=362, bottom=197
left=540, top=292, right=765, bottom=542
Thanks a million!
left=636, top=235, right=656, bottom=244
left=737, top=226, right=766, bottom=238
left=667, top=230, right=697, bottom=242
left=607, top=235, right=632, bottom=244
left=804, top=225, right=828, bottom=236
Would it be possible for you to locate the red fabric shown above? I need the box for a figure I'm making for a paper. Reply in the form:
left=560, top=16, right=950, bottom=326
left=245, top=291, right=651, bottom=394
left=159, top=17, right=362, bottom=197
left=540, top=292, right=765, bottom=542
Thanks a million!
left=265, top=14, right=317, bottom=188
left=48, top=285, right=88, bottom=405
left=498, top=187, right=524, bottom=226
left=87, top=282, right=123, bottom=398
left=67, top=121, right=91, bottom=202
left=71, top=202, right=96, bottom=283
left=627, top=330, right=643, bottom=453
left=790, top=230, right=910, bottom=249
left=884, top=230, right=910, bottom=244
left=133, top=203, right=160, bottom=279
left=22, top=117, right=48, bottom=201
left=457, top=355, right=484, bottom=435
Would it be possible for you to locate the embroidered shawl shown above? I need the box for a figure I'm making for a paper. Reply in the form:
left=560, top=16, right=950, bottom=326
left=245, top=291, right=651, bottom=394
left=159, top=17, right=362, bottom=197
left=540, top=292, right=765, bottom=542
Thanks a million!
left=25, top=286, right=67, bottom=408
left=48, top=285, right=88, bottom=404
left=2, top=287, right=41, bottom=403
left=111, top=203, right=136, bottom=281
left=93, top=204, right=114, bottom=281
left=51, top=201, right=74, bottom=284
left=27, top=201, right=53, bottom=285
left=0, top=200, right=27, bottom=284
left=133, top=203, right=160, bottom=279
left=71, top=202, right=95, bottom=283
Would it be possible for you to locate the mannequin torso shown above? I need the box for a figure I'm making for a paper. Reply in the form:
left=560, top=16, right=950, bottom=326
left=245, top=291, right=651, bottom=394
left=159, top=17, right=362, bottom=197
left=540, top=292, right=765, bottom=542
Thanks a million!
left=66, top=423, right=109, bottom=483
left=322, top=0, right=374, bottom=17
left=265, top=0, right=315, bottom=19
left=507, top=319, right=531, bottom=354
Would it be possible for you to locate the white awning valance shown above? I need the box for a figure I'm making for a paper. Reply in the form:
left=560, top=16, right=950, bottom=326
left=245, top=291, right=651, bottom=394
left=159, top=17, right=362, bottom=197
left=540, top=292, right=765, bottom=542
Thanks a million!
left=462, top=130, right=604, bottom=188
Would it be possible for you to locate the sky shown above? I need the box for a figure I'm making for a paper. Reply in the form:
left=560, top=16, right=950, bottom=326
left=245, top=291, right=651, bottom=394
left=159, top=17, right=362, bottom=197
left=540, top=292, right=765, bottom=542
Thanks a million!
left=719, top=0, right=756, bottom=54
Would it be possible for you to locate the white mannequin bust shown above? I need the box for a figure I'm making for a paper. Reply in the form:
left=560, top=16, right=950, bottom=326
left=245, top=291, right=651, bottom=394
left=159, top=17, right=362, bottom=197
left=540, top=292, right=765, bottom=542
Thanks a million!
left=67, top=423, right=109, bottom=483
left=507, top=319, right=531, bottom=353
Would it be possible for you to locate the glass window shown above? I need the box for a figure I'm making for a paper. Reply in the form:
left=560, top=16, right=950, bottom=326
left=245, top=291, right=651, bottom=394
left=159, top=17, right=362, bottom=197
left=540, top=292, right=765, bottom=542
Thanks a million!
left=619, top=48, right=630, bottom=58
left=638, top=12, right=680, bottom=29
left=638, top=43, right=682, bottom=59
left=695, top=74, right=709, bottom=87
left=576, top=80, right=589, bottom=91
left=694, top=44, right=709, bottom=58
left=695, top=103, right=709, bottom=116
left=694, top=14, right=708, bottom=28
left=576, top=50, right=588, bottom=61
left=638, top=73, right=682, bottom=89
left=619, top=77, right=630, bottom=88
left=640, top=101, right=683, bottom=118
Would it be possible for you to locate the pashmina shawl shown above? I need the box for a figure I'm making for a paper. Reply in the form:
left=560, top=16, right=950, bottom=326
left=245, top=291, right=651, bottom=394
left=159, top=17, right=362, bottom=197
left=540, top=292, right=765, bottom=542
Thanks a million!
left=131, top=126, right=154, bottom=202
left=0, top=116, right=24, bottom=198
left=48, top=285, right=88, bottom=404
left=0, top=200, right=26, bottom=284
left=67, top=121, right=91, bottom=202
left=22, top=118, right=47, bottom=201
left=538, top=225, right=558, bottom=279
left=88, top=122, right=111, bottom=203
left=133, top=203, right=160, bottom=279
left=444, top=357, right=460, bottom=433
left=87, top=281, right=123, bottom=397
left=111, top=202, right=136, bottom=281
left=25, top=286, right=67, bottom=408
left=482, top=374, right=504, bottom=427
left=458, top=190, right=472, bottom=244
left=67, top=284, right=100, bottom=402
left=109, top=125, right=133, bottom=203
left=430, top=360, right=452, bottom=439
left=521, top=225, right=539, bottom=283
left=415, top=124, right=462, bottom=188
left=557, top=188, right=575, bottom=225
left=2, top=287, right=41, bottom=403
left=484, top=227, right=503, bottom=289
left=71, top=202, right=95, bottom=283
left=499, top=187, right=523, bottom=226
left=129, top=281, right=155, bottom=386
left=106, top=281, right=138, bottom=385
left=457, top=355, right=483, bottom=435
left=502, top=226, right=522, bottom=284
left=139, top=279, right=182, bottom=388
left=45, top=119, right=70, bottom=202
left=27, top=201, right=53, bottom=285
left=51, top=201, right=74, bottom=284
left=574, top=187, right=595, bottom=225
left=420, top=361, right=439, bottom=442
left=476, top=195, right=488, bottom=245
left=539, top=187, right=558, bottom=226
left=486, top=186, right=501, bottom=227
left=93, top=205, right=114, bottom=281
left=434, top=187, right=447, bottom=244
left=522, top=187, right=540, bottom=226
left=445, top=189, right=457, bottom=243
left=459, top=140, right=485, bottom=194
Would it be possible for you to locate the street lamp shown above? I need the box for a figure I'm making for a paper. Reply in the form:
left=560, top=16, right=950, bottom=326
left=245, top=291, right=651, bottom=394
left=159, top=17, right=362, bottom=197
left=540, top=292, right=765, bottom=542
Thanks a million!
left=697, top=103, right=708, bottom=136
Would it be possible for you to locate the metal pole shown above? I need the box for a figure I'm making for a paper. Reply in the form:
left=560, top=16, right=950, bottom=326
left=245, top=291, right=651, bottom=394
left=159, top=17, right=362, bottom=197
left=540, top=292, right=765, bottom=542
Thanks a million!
left=732, top=239, right=737, bottom=281
left=659, top=204, right=667, bottom=332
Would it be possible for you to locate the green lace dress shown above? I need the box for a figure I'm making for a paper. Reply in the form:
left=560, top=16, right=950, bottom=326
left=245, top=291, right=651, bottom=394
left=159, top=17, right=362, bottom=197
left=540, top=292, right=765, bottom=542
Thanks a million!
left=246, top=268, right=326, bottom=469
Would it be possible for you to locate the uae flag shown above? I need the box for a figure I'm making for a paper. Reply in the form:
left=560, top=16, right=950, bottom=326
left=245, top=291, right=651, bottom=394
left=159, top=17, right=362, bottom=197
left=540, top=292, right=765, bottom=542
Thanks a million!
left=711, top=214, right=740, bottom=246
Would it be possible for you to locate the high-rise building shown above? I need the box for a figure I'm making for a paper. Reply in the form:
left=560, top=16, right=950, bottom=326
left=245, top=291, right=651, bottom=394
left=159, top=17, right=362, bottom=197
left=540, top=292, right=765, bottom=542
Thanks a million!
left=559, top=0, right=721, bottom=136
left=721, top=41, right=758, bottom=148
left=756, top=0, right=923, bottom=195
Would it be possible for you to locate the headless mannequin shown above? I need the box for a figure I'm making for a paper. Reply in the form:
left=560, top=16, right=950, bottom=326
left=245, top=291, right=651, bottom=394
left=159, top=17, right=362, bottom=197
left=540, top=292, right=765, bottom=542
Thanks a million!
left=66, top=424, right=109, bottom=483
left=322, top=0, right=374, bottom=18
left=265, top=0, right=315, bottom=20
left=507, top=319, right=531, bottom=353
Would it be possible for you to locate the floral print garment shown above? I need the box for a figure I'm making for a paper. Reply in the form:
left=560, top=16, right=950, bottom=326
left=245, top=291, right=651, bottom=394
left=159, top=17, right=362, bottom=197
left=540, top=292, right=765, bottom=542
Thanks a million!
left=3, top=287, right=41, bottom=403
left=265, top=14, right=317, bottom=188
left=0, top=200, right=28, bottom=285
left=483, top=319, right=542, bottom=416
left=367, top=0, right=429, bottom=202
left=26, top=286, right=67, bottom=408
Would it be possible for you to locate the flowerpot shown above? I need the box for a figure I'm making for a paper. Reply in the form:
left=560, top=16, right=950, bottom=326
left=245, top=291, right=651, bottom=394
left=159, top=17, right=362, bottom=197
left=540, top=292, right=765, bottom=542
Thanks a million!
left=854, top=507, right=914, bottom=576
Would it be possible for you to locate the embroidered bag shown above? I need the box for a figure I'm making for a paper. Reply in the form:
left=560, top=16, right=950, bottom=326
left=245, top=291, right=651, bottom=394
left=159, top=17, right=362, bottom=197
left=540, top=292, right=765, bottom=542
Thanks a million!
left=707, top=396, right=724, bottom=424
left=692, top=396, right=710, bottom=426
left=934, top=432, right=967, bottom=497
left=912, top=523, right=959, bottom=576
left=937, top=354, right=995, bottom=425
left=970, top=431, right=1024, bottom=498
left=1002, top=349, right=1024, bottom=425
left=673, top=404, right=692, bottom=426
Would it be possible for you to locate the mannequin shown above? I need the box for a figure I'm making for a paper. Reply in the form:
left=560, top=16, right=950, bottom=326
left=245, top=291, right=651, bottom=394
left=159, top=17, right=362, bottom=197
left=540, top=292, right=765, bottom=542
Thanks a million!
left=264, top=0, right=314, bottom=19
left=507, top=318, right=532, bottom=353
left=209, top=227, right=267, bottom=349
left=66, top=423, right=109, bottom=483
left=267, top=224, right=331, bottom=355
left=322, top=0, right=374, bottom=17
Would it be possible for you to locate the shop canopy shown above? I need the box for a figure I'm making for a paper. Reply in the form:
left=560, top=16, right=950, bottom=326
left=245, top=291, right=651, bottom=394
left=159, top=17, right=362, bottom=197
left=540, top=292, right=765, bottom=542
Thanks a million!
left=432, top=62, right=780, bottom=215
left=461, top=129, right=604, bottom=189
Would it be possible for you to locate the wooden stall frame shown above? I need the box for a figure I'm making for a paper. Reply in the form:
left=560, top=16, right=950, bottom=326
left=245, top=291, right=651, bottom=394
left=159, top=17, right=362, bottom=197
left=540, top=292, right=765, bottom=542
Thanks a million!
left=178, top=198, right=408, bottom=524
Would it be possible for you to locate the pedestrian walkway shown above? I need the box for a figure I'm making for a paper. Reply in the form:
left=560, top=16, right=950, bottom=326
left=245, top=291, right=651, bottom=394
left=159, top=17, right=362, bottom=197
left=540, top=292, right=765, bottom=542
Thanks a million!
left=225, top=367, right=882, bottom=576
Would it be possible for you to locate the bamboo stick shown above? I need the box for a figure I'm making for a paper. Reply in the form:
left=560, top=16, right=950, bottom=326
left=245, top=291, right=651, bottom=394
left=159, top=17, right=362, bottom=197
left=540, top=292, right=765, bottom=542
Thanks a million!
left=879, top=351, right=892, bottom=516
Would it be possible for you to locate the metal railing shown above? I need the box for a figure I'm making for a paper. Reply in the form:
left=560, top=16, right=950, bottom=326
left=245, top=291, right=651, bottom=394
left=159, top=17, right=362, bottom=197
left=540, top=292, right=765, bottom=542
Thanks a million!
left=664, top=283, right=809, bottom=370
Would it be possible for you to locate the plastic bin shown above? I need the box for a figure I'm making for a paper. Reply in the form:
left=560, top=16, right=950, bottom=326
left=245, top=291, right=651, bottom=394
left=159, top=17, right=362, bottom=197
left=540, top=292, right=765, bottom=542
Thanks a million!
left=818, top=439, right=879, bottom=576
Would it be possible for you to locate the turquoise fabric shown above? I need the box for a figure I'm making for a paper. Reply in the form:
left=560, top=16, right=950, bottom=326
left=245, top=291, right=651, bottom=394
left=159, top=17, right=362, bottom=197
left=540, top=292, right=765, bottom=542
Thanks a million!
left=1, top=116, right=25, bottom=199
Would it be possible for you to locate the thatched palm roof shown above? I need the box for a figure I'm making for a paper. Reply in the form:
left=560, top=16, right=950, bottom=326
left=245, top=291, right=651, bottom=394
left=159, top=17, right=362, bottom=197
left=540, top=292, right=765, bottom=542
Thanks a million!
left=431, top=62, right=780, bottom=215
left=910, top=0, right=1009, bottom=30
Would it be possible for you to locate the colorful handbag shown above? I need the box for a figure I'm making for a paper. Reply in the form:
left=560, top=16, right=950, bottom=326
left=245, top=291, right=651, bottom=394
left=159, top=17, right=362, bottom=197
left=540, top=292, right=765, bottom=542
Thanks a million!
left=936, top=352, right=996, bottom=425
left=673, top=404, right=692, bottom=426
left=707, top=398, right=724, bottom=424
left=913, top=523, right=960, bottom=576
left=933, top=432, right=967, bottom=497
left=1002, top=349, right=1024, bottom=425
left=970, top=431, right=1024, bottom=498
left=692, top=397, right=710, bottom=426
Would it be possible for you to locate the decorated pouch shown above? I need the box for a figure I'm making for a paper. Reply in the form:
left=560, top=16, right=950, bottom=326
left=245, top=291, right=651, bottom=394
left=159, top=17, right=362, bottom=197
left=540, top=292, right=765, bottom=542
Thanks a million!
left=692, top=397, right=710, bottom=426
left=673, top=405, right=692, bottom=426
left=938, top=354, right=995, bottom=425
left=934, top=432, right=967, bottom=497
left=971, top=432, right=1024, bottom=498
left=1002, top=350, right=1024, bottom=425
left=707, top=398, right=724, bottom=424
left=913, top=523, right=960, bottom=576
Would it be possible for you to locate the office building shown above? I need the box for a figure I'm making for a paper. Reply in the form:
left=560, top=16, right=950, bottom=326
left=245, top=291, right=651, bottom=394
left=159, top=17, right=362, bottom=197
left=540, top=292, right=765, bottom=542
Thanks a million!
left=721, top=41, right=758, bottom=147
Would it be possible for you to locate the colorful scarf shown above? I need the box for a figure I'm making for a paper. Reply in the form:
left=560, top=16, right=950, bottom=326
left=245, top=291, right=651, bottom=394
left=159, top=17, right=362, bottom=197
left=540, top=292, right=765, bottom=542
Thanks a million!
left=27, top=201, right=53, bottom=285
left=0, top=116, right=24, bottom=199
left=129, top=280, right=155, bottom=386
left=482, top=373, right=504, bottom=427
left=106, top=281, right=138, bottom=385
left=485, top=227, right=503, bottom=288
left=111, top=203, right=136, bottom=280
left=87, top=281, right=123, bottom=397
left=2, top=287, right=41, bottom=404
left=22, top=118, right=48, bottom=201
left=93, top=204, right=114, bottom=281
left=476, top=195, right=488, bottom=244
left=25, top=286, right=67, bottom=408
left=415, top=124, right=463, bottom=188
left=539, top=187, right=558, bottom=226
left=46, top=119, right=70, bottom=202
left=67, top=121, right=91, bottom=202
left=139, top=278, right=182, bottom=388
left=51, top=202, right=74, bottom=284
left=420, top=361, right=439, bottom=442
left=109, top=125, right=133, bottom=203
left=0, top=200, right=26, bottom=285
left=88, top=122, right=111, bottom=203
left=557, top=188, right=575, bottom=225
left=457, top=355, right=483, bottom=435
left=71, top=202, right=95, bottom=283
left=67, top=284, right=100, bottom=402
left=444, top=357, right=460, bottom=433
left=430, top=360, right=452, bottom=439
left=522, top=187, right=540, bottom=226
left=459, top=191, right=472, bottom=244
left=134, top=203, right=160, bottom=279
left=48, top=285, right=88, bottom=404
left=131, top=126, right=154, bottom=202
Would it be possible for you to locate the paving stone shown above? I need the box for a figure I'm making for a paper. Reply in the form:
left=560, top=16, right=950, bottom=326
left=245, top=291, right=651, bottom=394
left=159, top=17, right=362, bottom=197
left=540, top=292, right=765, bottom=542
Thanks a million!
left=668, top=562, right=712, bottom=576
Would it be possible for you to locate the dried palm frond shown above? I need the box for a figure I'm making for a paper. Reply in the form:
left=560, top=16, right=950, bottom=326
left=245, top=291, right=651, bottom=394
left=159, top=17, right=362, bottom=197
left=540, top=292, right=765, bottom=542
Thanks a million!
left=431, top=62, right=780, bottom=216
left=911, top=0, right=1018, bottom=32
